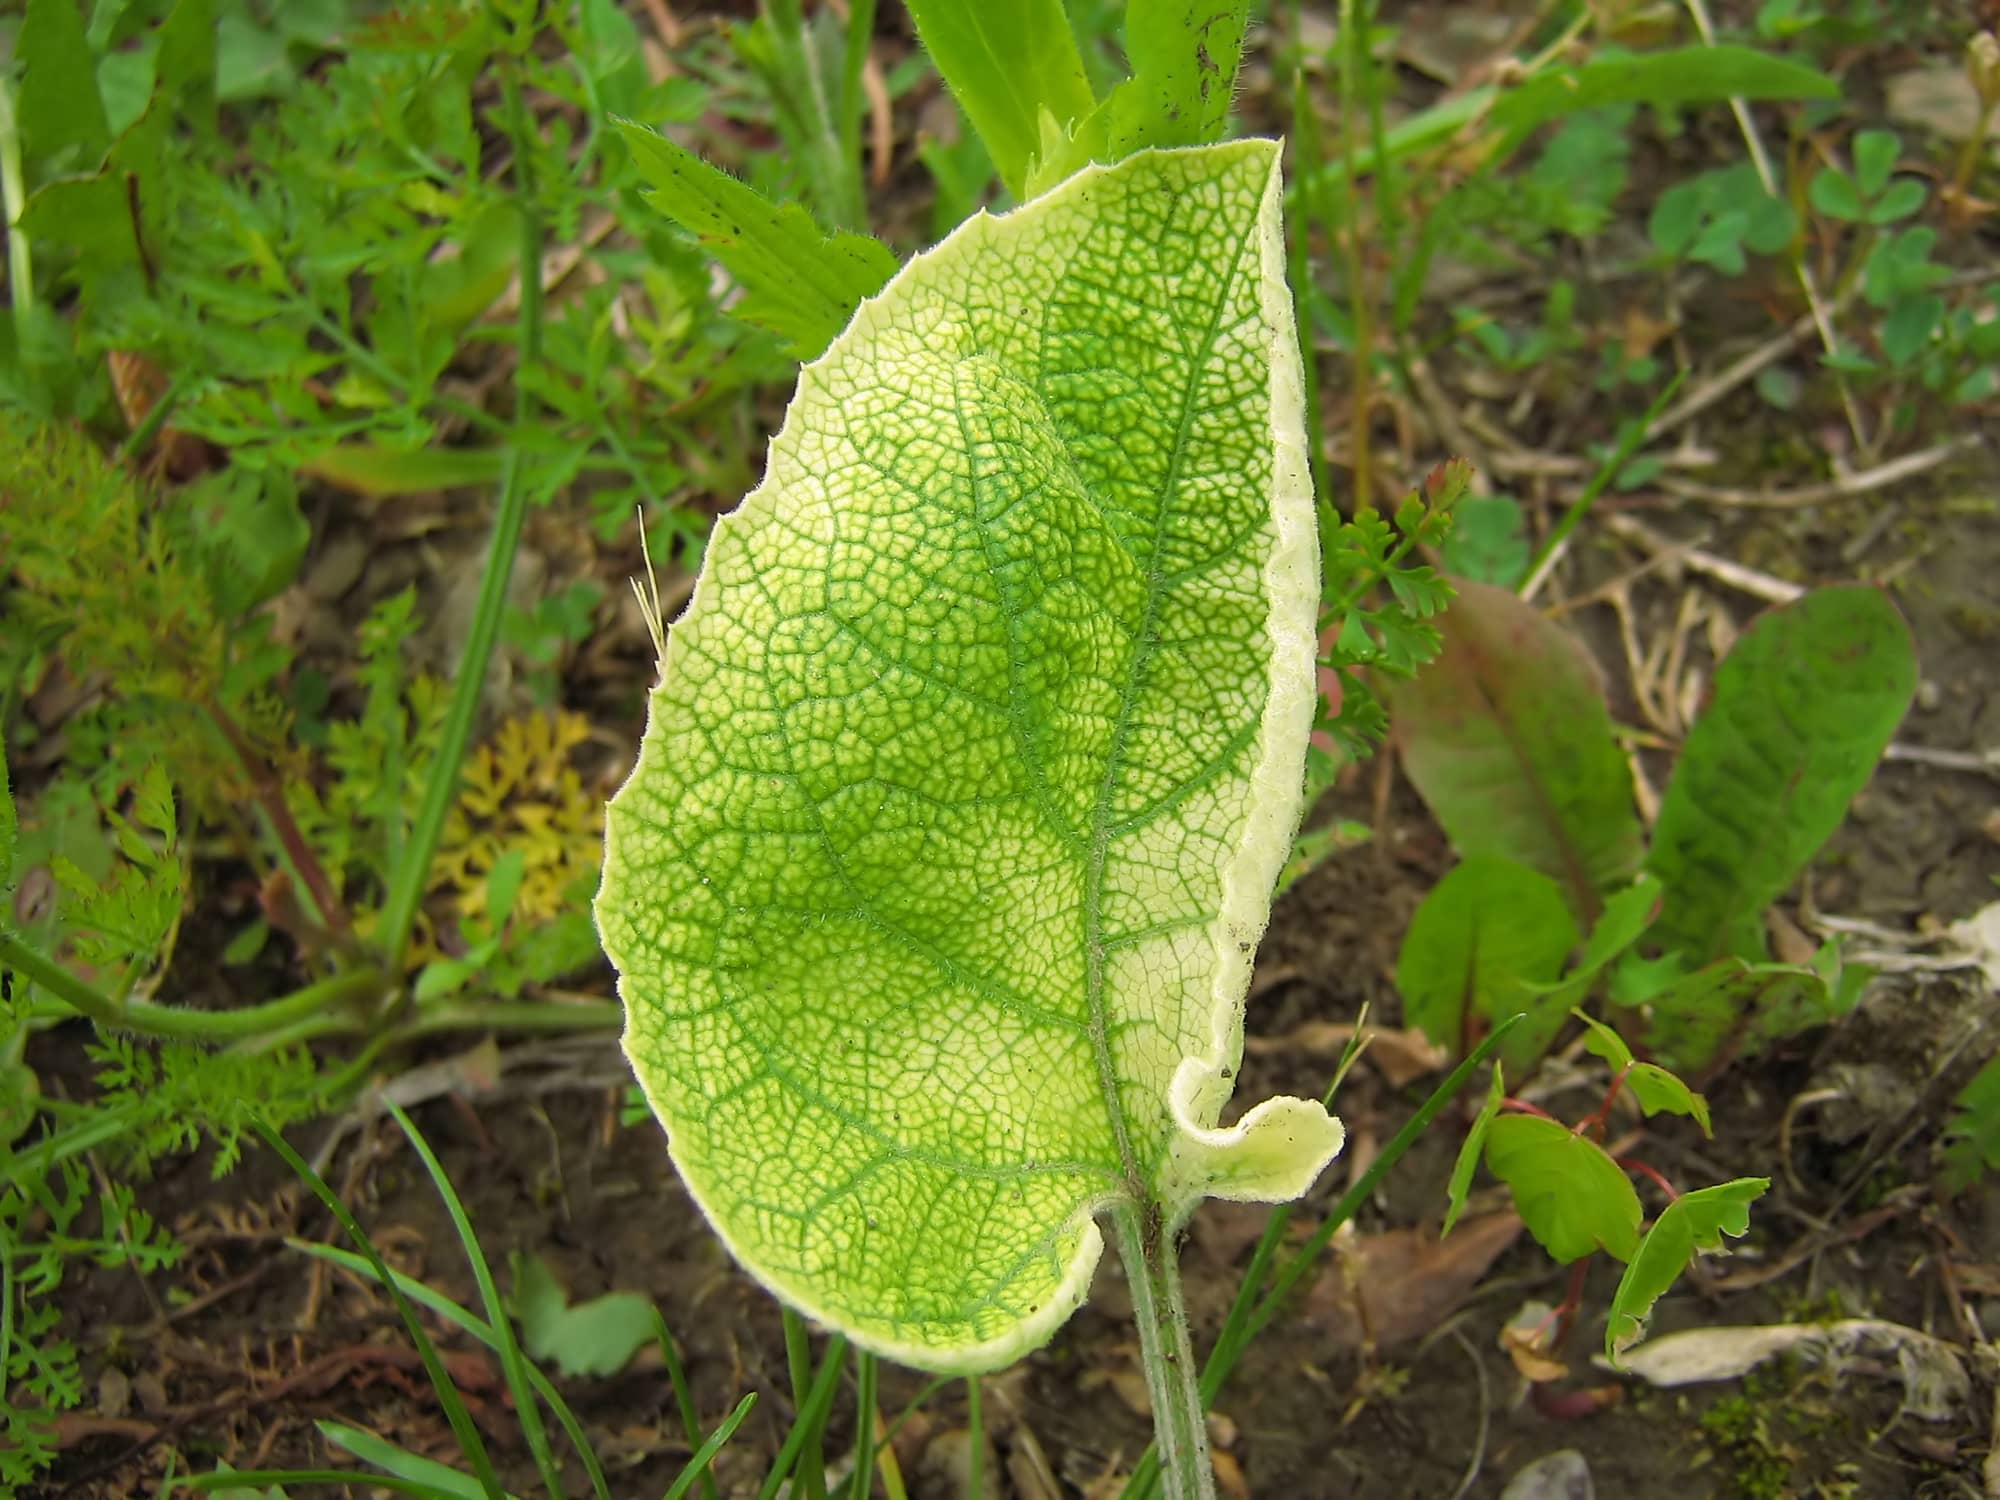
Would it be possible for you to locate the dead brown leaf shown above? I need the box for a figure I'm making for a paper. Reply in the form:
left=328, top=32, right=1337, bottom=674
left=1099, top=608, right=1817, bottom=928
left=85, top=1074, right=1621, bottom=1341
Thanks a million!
left=1244, top=1021, right=1449, bottom=1087
left=1307, top=1211, right=1523, bottom=1350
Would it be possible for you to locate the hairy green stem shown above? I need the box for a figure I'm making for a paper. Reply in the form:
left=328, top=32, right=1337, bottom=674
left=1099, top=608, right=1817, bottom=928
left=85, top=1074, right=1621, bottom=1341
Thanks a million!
left=0, top=72, right=33, bottom=341
left=375, top=61, right=544, bottom=970
left=1110, top=1203, right=1214, bottom=1500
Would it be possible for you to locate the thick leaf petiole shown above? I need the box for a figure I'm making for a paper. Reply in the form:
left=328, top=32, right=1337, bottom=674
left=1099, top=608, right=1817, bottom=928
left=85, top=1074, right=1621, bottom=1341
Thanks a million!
left=1110, top=1202, right=1215, bottom=1500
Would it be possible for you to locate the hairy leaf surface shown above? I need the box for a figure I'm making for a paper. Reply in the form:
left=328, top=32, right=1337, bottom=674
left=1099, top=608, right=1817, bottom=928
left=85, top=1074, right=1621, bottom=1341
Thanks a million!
left=1390, top=578, right=1641, bottom=919
left=1647, top=586, right=1917, bottom=960
left=600, top=143, right=1341, bottom=1373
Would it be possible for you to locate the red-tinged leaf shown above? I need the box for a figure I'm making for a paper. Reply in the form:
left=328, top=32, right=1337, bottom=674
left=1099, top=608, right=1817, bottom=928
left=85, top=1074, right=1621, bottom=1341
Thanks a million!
left=1390, top=578, right=1642, bottom=920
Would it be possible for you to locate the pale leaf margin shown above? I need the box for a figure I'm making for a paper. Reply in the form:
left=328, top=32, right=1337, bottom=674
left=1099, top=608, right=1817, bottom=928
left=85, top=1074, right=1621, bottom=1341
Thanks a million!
left=598, top=142, right=1339, bottom=1373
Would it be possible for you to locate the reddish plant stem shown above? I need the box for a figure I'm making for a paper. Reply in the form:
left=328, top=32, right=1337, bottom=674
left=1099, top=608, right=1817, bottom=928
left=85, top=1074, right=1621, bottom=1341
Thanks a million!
left=1500, top=1098, right=1561, bottom=1123
left=1618, top=1157, right=1682, bottom=1203
left=202, top=700, right=350, bottom=939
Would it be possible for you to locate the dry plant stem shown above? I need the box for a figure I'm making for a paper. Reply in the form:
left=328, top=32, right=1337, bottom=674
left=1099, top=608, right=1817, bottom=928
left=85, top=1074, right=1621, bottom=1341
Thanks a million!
left=1110, top=1202, right=1216, bottom=1500
left=1658, top=433, right=1985, bottom=508
left=1680, top=0, right=1865, bottom=449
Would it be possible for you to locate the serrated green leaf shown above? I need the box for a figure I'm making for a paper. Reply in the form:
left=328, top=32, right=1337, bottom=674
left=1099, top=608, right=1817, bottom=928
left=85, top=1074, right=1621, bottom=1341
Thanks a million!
left=598, top=143, right=1341, bottom=1373
left=507, top=1253, right=657, bottom=1381
left=1390, top=578, right=1643, bottom=917
left=1626, top=1064, right=1711, bottom=1136
left=1396, top=856, right=1578, bottom=1069
left=1443, top=1063, right=1506, bottom=1239
left=1484, top=1113, right=1643, bottom=1264
left=615, top=119, right=898, bottom=358
left=1101, top=0, right=1249, bottom=156
left=903, top=0, right=1095, bottom=200
left=1605, top=1177, right=1767, bottom=1360
left=1647, top=586, right=1916, bottom=962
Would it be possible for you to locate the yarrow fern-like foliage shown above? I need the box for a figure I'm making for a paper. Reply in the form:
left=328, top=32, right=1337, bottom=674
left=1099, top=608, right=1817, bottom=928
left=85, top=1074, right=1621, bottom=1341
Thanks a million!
left=599, top=141, right=1343, bottom=1374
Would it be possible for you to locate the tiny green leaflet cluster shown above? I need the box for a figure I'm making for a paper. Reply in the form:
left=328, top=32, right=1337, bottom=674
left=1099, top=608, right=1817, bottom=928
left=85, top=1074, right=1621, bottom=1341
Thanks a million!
left=1393, top=581, right=1917, bottom=1075
left=599, top=140, right=1342, bottom=1373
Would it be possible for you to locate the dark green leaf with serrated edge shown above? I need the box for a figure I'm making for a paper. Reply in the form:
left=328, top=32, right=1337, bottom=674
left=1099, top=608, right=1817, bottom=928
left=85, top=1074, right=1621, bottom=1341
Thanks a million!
left=1397, top=856, right=1578, bottom=1070
left=1648, top=586, right=1916, bottom=961
left=615, top=119, right=898, bottom=358
left=1605, top=1177, right=1767, bottom=1360
left=1443, top=1063, right=1506, bottom=1238
left=1626, top=1064, right=1711, bottom=1135
left=1484, top=1113, right=1642, bottom=1264
left=1390, top=579, right=1642, bottom=919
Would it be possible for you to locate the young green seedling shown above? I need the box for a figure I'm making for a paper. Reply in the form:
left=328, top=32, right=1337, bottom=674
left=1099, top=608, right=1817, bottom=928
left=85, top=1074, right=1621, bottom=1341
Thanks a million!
left=598, top=141, right=1341, bottom=1500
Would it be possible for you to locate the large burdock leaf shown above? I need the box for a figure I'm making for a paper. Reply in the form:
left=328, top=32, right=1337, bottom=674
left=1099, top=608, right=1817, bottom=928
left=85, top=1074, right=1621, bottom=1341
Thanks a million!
left=598, top=142, right=1342, bottom=1374
left=1389, top=578, right=1642, bottom=920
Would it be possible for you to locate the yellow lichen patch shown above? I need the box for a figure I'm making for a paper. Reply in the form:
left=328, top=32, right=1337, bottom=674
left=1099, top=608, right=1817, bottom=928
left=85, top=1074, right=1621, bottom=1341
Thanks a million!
left=433, top=709, right=602, bottom=927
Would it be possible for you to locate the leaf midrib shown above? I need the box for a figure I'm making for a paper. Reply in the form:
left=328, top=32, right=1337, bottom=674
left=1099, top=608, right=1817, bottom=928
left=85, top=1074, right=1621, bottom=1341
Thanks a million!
left=1077, top=219, right=1256, bottom=1197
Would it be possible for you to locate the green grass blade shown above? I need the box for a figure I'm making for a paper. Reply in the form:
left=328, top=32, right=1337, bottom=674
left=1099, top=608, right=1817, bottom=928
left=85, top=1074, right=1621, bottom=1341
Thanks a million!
left=652, top=1306, right=719, bottom=1500
left=318, top=1420, right=519, bottom=1500
left=755, top=1334, right=849, bottom=1500
left=384, top=1102, right=566, bottom=1500
left=176, top=1471, right=459, bottom=1497
left=781, top=1307, right=827, bottom=1500
left=662, top=1392, right=758, bottom=1500
left=287, top=1241, right=613, bottom=1500
left=849, top=1350, right=877, bottom=1500
left=248, top=1119, right=505, bottom=1500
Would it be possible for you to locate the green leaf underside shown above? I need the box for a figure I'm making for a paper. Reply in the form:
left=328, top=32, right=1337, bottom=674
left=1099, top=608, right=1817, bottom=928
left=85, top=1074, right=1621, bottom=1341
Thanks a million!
left=599, top=143, right=1340, bottom=1373
left=1484, top=1113, right=1642, bottom=1264
left=1606, top=1177, right=1768, bottom=1360
left=1390, top=578, right=1642, bottom=919
left=1647, top=586, right=1917, bottom=961
left=616, top=119, right=899, bottom=358
left=1397, top=855, right=1578, bottom=1070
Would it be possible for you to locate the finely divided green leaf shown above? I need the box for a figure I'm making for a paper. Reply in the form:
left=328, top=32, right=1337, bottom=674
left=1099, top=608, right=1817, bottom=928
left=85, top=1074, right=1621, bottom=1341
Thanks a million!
left=1605, top=1177, right=1768, bottom=1360
left=1648, top=586, right=1917, bottom=961
left=1443, top=1063, right=1506, bottom=1239
left=615, top=120, right=898, bottom=358
left=598, top=143, right=1340, bottom=1373
left=903, top=0, right=1096, bottom=200
left=1396, top=856, right=1578, bottom=1069
left=508, top=1253, right=656, bottom=1379
left=1483, top=1113, right=1642, bottom=1264
left=1390, top=578, right=1642, bottom=918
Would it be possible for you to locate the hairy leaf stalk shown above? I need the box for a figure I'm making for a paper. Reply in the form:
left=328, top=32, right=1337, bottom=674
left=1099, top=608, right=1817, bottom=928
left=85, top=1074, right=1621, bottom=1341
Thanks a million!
left=1112, top=1204, right=1215, bottom=1500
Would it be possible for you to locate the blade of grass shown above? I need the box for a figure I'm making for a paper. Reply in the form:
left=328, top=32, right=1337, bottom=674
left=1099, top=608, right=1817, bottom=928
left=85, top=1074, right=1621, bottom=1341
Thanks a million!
left=782, top=1306, right=828, bottom=1500
left=1521, top=373, right=1685, bottom=595
left=663, top=1393, right=759, bottom=1500
left=653, top=1306, right=720, bottom=1500
left=1118, top=1017, right=1522, bottom=1499
left=755, top=1333, right=850, bottom=1500
left=376, top=57, right=545, bottom=972
left=850, top=1349, right=878, bottom=1500
left=319, top=1419, right=518, bottom=1500
left=965, top=1377, right=983, bottom=1500
left=287, top=1240, right=612, bottom=1500
left=249, top=1117, right=506, bottom=1500
left=385, top=1101, right=566, bottom=1500
left=175, top=1470, right=465, bottom=1496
